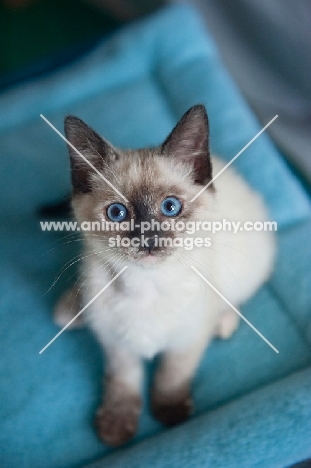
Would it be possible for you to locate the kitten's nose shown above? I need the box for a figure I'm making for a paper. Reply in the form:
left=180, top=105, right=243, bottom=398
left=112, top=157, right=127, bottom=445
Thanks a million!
left=145, top=236, right=156, bottom=253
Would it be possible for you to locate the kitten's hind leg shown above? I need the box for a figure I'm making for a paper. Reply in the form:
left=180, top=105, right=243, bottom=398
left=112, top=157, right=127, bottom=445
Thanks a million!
left=215, top=308, right=240, bottom=339
left=54, top=287, right=84, bottom=329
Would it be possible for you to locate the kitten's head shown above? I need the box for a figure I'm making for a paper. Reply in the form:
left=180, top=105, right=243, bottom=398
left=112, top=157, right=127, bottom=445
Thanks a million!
left=65, top=105, right=214, bottom=266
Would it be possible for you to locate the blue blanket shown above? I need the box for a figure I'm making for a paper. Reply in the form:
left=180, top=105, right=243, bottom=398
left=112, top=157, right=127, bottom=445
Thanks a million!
left=0, top=5, right=310, bottom=468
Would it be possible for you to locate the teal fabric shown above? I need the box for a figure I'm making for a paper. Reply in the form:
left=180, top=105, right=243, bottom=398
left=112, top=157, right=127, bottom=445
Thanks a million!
left=0, top=4, right=310, bottom=468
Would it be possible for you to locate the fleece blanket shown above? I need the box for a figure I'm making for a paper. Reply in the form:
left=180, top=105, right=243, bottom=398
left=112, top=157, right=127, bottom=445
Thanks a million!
left=0, top=4, right=310, bottom=468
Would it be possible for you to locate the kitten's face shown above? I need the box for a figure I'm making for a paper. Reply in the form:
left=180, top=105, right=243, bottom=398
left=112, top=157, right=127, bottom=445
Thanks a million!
left=66, top=105, right=214, bottom=266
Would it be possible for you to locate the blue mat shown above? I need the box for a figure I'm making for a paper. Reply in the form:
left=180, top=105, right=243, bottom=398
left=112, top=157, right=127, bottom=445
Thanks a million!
left=0, top=5, right=310, bottom=468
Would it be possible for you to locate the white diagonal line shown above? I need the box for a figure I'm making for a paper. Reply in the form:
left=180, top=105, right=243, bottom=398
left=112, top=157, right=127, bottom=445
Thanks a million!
left=40, top=114, right=129, bottom=203
left=190, top=115, right=278, bottom=202
left=39, top=266, right=128, bottom=354
left=191, top=266, right=279, bottom=353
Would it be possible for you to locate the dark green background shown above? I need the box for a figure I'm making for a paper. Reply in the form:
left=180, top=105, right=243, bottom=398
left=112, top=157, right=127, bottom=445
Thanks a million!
left=0, top=0, right=163, bottom=77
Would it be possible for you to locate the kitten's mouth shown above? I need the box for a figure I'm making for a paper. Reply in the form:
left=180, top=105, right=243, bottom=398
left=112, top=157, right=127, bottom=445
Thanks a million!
left=133, top=250, right=164, bottom=266
left=139, top=252, right=159, bottom=265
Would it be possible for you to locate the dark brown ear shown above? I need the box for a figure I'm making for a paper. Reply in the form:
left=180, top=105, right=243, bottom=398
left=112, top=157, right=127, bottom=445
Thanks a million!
left=64, top=116, right=118, bottom=194
left=161, top=105, right=212, bottom=185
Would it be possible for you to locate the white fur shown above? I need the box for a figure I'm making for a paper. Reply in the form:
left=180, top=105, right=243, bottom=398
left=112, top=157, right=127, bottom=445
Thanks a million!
left=57, top=111, right=277, bottom=444
left=80, top=156, right=275, bottom=359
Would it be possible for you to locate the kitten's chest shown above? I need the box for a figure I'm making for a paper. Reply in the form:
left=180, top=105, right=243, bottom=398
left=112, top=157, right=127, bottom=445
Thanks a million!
left=85, top=264, right=206, bottom=357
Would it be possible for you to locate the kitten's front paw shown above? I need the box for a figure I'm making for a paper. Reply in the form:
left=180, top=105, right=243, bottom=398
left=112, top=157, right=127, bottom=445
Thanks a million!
left=151, top=394, right=193, bottom=427
left=95, top=397, right=141, bottom=447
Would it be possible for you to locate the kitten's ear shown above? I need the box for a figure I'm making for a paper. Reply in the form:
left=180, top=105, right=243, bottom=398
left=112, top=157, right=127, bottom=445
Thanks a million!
left=161, top=105, right=212, bottom=185
left=64, top=116, right=118, bottom=194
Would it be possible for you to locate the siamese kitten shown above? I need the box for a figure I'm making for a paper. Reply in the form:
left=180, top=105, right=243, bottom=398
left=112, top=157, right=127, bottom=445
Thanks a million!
left=55, top=105, right=275, bottom=446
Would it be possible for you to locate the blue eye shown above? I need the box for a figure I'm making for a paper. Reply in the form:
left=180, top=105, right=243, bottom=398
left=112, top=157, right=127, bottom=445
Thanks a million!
left=160, top=197, right=182, bottom=217
left=107, top=203, right=128, bottom=222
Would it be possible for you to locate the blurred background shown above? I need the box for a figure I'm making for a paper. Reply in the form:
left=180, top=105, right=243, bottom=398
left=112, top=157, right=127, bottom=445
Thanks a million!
left=1, top=0, right=310, bottom=189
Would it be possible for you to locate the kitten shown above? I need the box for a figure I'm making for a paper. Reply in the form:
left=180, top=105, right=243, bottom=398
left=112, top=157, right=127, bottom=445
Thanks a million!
left=54, top=105, right=275, bottom=446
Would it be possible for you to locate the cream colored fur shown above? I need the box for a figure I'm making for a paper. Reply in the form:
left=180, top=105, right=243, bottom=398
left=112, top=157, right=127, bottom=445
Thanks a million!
left=64, top=156, right=275, bottom=359
left=55, top=109, right=275, bottom=446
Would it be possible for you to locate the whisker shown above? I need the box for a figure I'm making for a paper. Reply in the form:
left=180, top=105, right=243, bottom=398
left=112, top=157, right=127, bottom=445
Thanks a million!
left=45, top=247, right=114, bottom=295
left=176, top=249, right=225, bottom=289
left=171, top=251, right=203, bottom=291
left=76, top=252, right=123, bottom=305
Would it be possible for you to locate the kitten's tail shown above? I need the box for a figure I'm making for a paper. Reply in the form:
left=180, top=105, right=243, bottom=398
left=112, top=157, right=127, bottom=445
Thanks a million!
left=37, top=196, right=71, bottom=218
